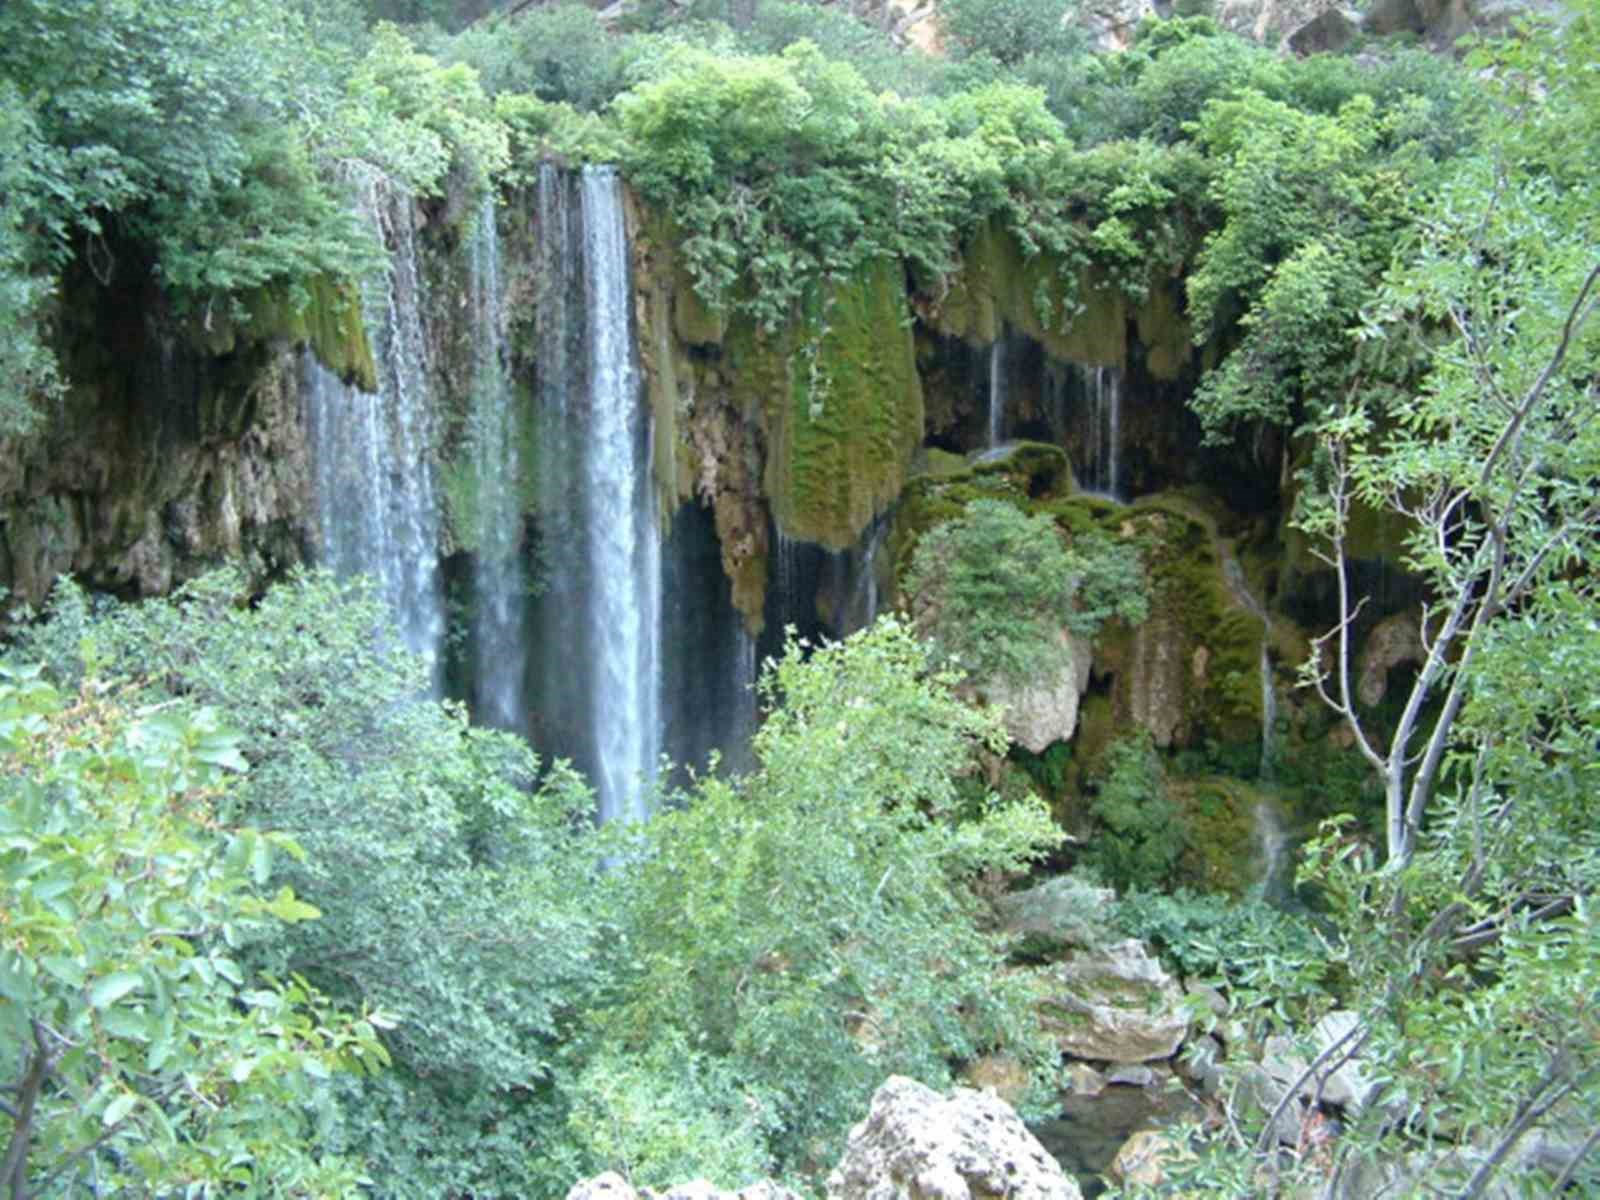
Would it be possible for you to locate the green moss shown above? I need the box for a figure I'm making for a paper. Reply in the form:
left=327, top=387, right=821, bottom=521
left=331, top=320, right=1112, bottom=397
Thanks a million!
left=1171, top=776, right=1262, bottom=896
left=218, top=276, right=377, bottom=391
left=913, top=447, right=972, bottom=481
left=757, top=258, right=923, bottom=549
left=1135, top=274, right=1192, bottom=382
left=970, top=441, right=1070, bottom=495
left=932, top=220, right=1127, bottom=367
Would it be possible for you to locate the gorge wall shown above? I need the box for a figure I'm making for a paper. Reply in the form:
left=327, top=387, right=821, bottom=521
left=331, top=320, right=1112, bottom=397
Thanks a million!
left=0, top=168, right=1421, bottom=828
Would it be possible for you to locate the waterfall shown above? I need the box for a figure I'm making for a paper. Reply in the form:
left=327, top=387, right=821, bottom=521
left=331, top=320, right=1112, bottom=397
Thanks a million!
left=1253, top=796, right=1292, bottom=905
left=824, top=512, right=891, bottom=638
left=1081, top=365, right=1123, bottom=500
left=581, top=167, right=662, bottom=826
left=467, top=195, right=528, bottom=733
left=1259, top=641, right=1279, bottom=780
left=304, top=185, right=444, bottom=689
left=987, top=335, right=1006, bottom=449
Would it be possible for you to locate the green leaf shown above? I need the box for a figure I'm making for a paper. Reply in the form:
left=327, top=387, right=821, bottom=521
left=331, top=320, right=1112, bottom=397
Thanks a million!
left=102, top=1091, right=137, bottom=1127
left=41, top=954, right=84, bottom=988
left=88, top=971, right=143, bottom=1009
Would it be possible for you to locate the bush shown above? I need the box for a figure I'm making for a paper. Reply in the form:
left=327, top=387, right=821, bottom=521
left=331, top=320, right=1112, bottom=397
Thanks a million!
left=586, top=619, right=1063, bottom=1174
left=15, top=570, right=610, bottom=1195
left=905, top=499, right=1147, bottom=685
left=937, top=0, right=1084, bottom=66
left=1082, top=732, right=1186, bottom=891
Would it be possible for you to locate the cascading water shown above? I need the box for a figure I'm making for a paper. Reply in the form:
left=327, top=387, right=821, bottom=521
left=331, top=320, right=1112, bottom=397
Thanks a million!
left=581, top=167, right=662, bottom=825
left=467, top=195, right=528, bottom=733
left=304, top=183, right=444, bottom=690
left=1081, top=364, right=1123, bottom=500
left=987, top=334, right=1007, bottom=449
left=1259, top=641, right=1279, bottom=780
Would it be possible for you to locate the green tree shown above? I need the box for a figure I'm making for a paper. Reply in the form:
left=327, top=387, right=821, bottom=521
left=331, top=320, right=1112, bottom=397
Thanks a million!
left=937, top=0, right=1083, bottom=66
left=581, top=619, right=1062, bottom=1179
left=18, top=571, right=610, bottom=1197
left=904, top=499, right=1146, bottom=684
left=1083, top=732, right=1184, bottom=891
left=0, top=665, right=387, bottom=1197
left=1168, top=7, right=1600, bottom=1193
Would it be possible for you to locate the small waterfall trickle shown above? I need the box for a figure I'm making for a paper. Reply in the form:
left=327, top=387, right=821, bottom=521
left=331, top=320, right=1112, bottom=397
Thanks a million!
left=1259, top=641, right=1279, bottom=780
left=987, top=335, right=1007, bottom=449
left=823, top=512, right=891, bottom=638
left=1081, top=365, right=1123, bottom=500
left=467, top=195, right=527, bottom=733
left=305, top=184, right=444, bottom=689
left=580, top=167, right=662, bottom=826
left=774, top=531, right=806, bottom=635
left=1253, top=796, right=1292, bottom=906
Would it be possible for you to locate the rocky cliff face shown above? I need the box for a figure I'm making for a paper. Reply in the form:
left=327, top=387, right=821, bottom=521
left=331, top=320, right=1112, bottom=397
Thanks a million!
left=6, top=172, right=1401, bottom=782
left=0, top=250, right=374, bottom=610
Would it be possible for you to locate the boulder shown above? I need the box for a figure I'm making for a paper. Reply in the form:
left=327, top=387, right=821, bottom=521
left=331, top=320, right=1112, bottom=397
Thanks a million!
left=981, top=630, right=1092, bottom=753
left=1311, top=1010, right=1374, bottom=1111
left=1109, top=1130, right=1183, bottom=1188
left=826, top=1076, right=1083, bottom=1200
left=993, top=875, right=1116, bottom=959
left=1064, top=1062, right=1107, bottom=1098
left=566, top=1174, right=802, bottom=1200
left=1356, top=610, right=1425, bottom=707
left=1038, top=939, right=1189, bottom=1063
left=1177, top=1034, right=1225, bottom=1099
left=1105, top=1064, right=1157, bottom=1088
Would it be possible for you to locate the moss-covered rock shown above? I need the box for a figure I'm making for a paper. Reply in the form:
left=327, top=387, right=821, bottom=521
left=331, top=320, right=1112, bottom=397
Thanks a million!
left=924, top=221, right=1197, bottom=385
left=192, top=276, right=377, bottom=392
left=760, top=258, right=924, bottom=549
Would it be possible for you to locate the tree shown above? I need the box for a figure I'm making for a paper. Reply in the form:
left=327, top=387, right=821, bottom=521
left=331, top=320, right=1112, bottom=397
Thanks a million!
left=0, top=664, right=387, bottom=1197
left=17, top=571, right=610, bottom=1197
left=1169, top=7, right=1600, bottom=1193
left=578, top=618, right=1062, bottom=1180
left=904, top=498, right=1146, bottom=684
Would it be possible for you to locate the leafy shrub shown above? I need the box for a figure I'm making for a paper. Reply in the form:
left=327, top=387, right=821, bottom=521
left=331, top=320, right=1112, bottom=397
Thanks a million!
left=0, top=663, right=387, bottom=1195
left=448, top=4, right=627, bottom=110
left=1082, top=732, right=1186, bottom=891
left=16, top=570, right=610, bottom=1195
left=1111, top=888, right=1332, bottom=1019
left=587, top=619, right=1063, bottom=1174
left=906, top=499, right=1147, bottom=685
left=937, top=0, right=1084, bottom=66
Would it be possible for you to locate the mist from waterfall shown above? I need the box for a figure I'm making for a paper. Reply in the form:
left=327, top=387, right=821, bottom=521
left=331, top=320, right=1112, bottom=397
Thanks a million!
left=304, top=184, right=444, bottom=691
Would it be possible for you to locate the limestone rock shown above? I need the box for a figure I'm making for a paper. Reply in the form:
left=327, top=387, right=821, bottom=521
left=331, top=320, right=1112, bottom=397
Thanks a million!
left=1357, top=610, right=1425, bottom=707
left=1080, top=0, right=1163, bottom=50
left=1039, top=939, right=1189, bottom=1064
left=1105, top=1064, right=1157, bottom=1088
left=980, top=630, right=1092, bottom=753
left=993, top=874, right=1116, bottom=959
left=826, top=1076, right=1083, bottom=1200
left=1178, top=1034, right=1225, bottom=1099
left=1109, top=1130, right=1181, bottom=1188
left=962, top=1053, right=1032, bottom=1108
left=1064, top=1062, right=1107, bottom=1098
left=1311, top=1010, right=1374, bottom=1111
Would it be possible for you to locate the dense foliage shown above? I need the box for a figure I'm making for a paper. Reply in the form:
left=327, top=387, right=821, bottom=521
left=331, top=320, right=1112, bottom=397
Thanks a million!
left=4, top=0, right=1599, bottom=1194
left=0, top=664, right=387, bottom=1196
left=905, top=498, right=1146, bottom=684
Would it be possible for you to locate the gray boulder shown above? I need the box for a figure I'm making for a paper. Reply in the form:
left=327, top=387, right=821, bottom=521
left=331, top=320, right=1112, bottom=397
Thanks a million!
left=993, top=875, right=1115, bottom=959
left=826, top=1076, right=1083, bottom=1200
left=1038, top=939, right=1189, bottom=1064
